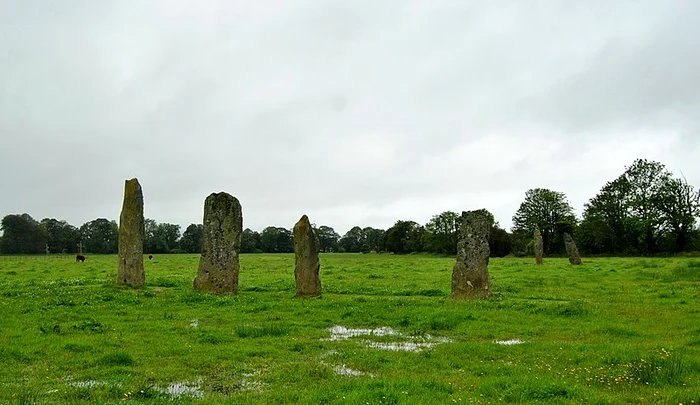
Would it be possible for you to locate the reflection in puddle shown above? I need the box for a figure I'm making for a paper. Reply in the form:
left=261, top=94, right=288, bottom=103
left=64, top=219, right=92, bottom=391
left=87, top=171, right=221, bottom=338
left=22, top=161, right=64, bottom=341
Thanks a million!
left=495, top=339, right=524, bottom=345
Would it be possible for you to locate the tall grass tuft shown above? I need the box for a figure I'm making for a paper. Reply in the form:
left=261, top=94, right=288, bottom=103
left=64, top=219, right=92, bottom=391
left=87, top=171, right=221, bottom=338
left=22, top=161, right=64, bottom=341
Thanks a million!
left=235, top=324, right=288, bottom=338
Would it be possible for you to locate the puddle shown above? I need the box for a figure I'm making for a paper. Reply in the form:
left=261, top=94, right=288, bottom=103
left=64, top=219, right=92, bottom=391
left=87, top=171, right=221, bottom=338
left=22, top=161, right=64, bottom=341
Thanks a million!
left=70, top=380, right=106, bottom=388
left=160, top=380, right=203, bottom=398
left=327, top=326, right=399, bottom=341
left=365, top=341, right=437, bottom=352
left=495, top=339, right=524, bottom=345
left=333, top=364, right=365, bottom=377
left=325, top=326, right=451, bottom=352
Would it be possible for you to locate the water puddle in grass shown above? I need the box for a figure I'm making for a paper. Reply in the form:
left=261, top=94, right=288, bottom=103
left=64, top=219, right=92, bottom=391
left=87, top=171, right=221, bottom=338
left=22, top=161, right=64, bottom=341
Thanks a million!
left=495, top=339, right=524, bottom=345
left=325, top=326, right=451, bottom=353
left=159, top=380, right=203, bottom=399
left=70, top=380, right=106, bottom=388
left=333, top=364, right=365, bottom=377
left=326, top=326, right=399, bottom=341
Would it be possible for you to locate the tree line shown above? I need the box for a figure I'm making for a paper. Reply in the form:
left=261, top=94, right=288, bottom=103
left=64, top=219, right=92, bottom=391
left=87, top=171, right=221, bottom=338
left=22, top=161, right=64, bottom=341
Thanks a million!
left=1, top=159, right=697, bottom=256
left=0, top=212, right=512, bottom=257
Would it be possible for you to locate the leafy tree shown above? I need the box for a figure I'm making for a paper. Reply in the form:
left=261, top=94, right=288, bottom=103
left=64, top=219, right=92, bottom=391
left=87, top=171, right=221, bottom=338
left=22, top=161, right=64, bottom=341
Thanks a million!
left=489, top=224, right=513, bottom=257
left=339, top=226, right=363, bottom=253
left=143, top=219, right=158, bottom=253
left=179, top=224, right=203, bottom=253
left=260, top=227, right=293, bottom=253
left=422, top=211, right=460, bottom=255
left=80, top=219, right=118, bottom=254
left=0, top=214, right=48, bottom=254
left=383, top=220, right=424, bottom=254
left=658, top=177, right=700, bottom=253
left=623, top=159, right=671, bottom=254
left=580, top=159, right=697, bottom=254
left=241, top=228, right=262, bottom=253
left=579, top=177, right=634, bottom=254
left=40, top=218, right=80, bottom=254
left=361, top=227, right=385, bottom=252
left=154, top=223, right=181, bottom=253
left=315, top=225, right=340, bottom=253
left=512, top=188, right=576, bottom=254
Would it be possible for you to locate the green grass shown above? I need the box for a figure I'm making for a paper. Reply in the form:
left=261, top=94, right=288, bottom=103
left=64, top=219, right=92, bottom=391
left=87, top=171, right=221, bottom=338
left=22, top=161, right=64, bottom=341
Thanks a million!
left=0, top=254, right=698, bottom=404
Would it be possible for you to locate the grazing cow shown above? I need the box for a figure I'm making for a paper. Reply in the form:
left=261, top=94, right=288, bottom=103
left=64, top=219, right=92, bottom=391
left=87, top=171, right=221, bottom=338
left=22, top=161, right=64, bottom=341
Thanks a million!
left=148, top=254, right=153, bottom=260
left=76, top=254, right=86, bottom=262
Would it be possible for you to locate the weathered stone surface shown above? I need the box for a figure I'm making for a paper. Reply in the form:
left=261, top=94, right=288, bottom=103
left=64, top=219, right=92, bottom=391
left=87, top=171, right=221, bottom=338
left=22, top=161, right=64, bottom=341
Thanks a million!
left=451, top=210, right=491, bottom=299
left=534, top=229, right=544, bottom=265
left=193, top=192, right=243, bottom=294
left=293, top=214, right=321, bottom=298
left=564, top=232, right=582, bottom=265
left=118, top=178, right=145, bottom=286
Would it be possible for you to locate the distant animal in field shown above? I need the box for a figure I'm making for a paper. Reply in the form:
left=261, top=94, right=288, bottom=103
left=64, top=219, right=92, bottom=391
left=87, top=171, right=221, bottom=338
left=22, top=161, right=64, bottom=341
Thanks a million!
left=148, top=254, right=153, bottom=260
left=76, top=254, right=86, bottom=262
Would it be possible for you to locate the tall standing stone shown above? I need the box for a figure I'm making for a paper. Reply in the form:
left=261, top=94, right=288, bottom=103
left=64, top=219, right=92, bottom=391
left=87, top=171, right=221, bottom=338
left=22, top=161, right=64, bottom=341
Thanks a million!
left=293, top=214, right=321, bottom=298
left=451, top=210, right=491, bottom=299
left=564, top=232, right=582, bottom=265
left=193, top=192, right=243, bottom=295
left=118, top=178, right=145, bottom=286
left=534, top=229, right=544, bottom=265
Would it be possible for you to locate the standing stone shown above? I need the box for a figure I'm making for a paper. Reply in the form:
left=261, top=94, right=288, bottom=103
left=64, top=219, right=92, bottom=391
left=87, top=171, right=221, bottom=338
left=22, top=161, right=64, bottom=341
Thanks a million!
left=118, top=178, right=145, bottom=286
left=451, top=210, right=491, bottom=299
left=293, top=214, right=321, bottom=298
left=564, top=232, right=582, bottom=265
left=534, top=230, right=544, bottom=265
left=193, top=192, right=243, bottom=295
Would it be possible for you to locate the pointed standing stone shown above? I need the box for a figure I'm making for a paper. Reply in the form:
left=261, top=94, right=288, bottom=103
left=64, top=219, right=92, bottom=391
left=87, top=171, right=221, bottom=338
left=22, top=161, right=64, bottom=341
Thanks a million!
left=118, top=178, right=145, bottom=286
left=534, top=229, right=544, bottom=265
left=451, top=210, right=491, bottom=299
left=193, top=192, right=243, bottom=295
left=293, top=215, right=322, bottom=298
left=564, top=232, right=582, bottom=265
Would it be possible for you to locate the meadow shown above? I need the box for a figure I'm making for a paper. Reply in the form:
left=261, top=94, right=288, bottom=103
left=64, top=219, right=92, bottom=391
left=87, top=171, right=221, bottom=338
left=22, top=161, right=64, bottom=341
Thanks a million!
left=0, top=253, right=698, bottom=404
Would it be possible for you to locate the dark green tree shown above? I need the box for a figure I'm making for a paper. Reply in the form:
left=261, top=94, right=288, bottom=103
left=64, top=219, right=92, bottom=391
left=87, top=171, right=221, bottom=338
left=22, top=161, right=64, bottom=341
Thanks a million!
left=179, top=224, right=204, bottom=253
left=260, top=227, right=293, bottom=253
left=40, top=218, right=80, bottom=254
left=361, top=227, right=385, bottom=252
left=154, top=223, right=181, bottom=253
left=422, top=211, right=460, bottom=255
left=80, top=219, right=118, bottom=254
left=579, top=177, right=634, bottom=254
left=241, top=228, right=262, bottom=253
left=383, top=220, right=424, bottom=254
left=512, top=188, right=576, bottom=254
left=339, top=226, right=363, bottom=253
left=315, top=225, right=340, bottom=253
left=0, top=213, right=48, bottom=254
left=658, top=177, right=700, bottom=253
left=623, top=159, right=671, bottom=254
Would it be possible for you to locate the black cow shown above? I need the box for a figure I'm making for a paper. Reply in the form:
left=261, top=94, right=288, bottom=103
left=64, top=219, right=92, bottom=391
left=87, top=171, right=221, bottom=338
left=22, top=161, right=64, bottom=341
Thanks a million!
left=76, top=254, right=86, bottom=262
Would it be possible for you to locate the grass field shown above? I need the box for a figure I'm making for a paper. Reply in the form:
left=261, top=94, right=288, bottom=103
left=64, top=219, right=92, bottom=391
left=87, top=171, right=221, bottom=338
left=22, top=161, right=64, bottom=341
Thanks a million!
left=0, top=253, right=698, bottom=404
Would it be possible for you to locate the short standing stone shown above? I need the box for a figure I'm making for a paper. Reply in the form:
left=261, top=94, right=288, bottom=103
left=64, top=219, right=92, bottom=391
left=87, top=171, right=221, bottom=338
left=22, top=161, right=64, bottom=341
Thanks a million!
left=293, top=214, right=321, bottom=298
left=564, top=232, right=582, bottom=265
left=193, top=192, right=243, bottom=294
left=451, top=210, right=491, bottom=299
left=534, top=229, right=544, bottom=265
left=118, top=178, right=145, bottom=286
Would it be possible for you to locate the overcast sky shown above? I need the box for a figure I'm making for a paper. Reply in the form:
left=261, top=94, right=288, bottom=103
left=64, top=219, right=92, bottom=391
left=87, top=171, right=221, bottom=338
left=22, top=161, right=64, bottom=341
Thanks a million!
left=1, top=0, right=699, bottom=235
